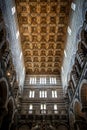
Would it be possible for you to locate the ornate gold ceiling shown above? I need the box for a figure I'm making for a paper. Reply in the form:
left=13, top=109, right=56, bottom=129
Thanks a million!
left=15, top=0, right=70, bottom=75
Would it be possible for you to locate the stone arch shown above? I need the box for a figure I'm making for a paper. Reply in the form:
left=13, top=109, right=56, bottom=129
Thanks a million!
left=17, top=124, right=30, bottom=130
left=31, top=125, right=40, bottom=130
left=31, top=123, right=56, bottom=130
left=57, top=123, right=69, bottom=130
left=7, top=96, right=15, bottom=121
left=0, top=77, right=8, bottom=107
left=73, top=99, right=82, bottom=114
left=1, top=97, right=15, bottom=130
left=73, top=98, right=85, bottom=119
left=79, top=79, right=87, bottom=112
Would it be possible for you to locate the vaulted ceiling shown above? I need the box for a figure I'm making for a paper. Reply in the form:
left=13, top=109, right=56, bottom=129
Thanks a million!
left=15, top=0, right=71, bottom=75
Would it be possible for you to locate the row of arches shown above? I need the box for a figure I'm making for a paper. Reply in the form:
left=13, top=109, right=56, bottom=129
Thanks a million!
left=12, top=122, right=69, bottom=130
left=69, top=79, right=87, bottom=130
left=67, top=1, right=87, bottom=129
left=0, top=8, right=18, bottom=130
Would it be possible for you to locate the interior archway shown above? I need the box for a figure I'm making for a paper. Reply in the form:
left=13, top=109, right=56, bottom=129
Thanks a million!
left=80, top=83, right=87, bottom=111
left=7, top=97, right=15, bottom=121
left=57, top=124, right=68, bottom=130
left=73, top=99, right=85, bottom=119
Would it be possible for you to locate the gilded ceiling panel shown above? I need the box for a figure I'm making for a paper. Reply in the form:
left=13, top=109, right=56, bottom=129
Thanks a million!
left=15, top=0, right=70, bottom=75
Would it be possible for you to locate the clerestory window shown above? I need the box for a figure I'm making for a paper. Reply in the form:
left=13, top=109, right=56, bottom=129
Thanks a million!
left=29, top=90, right=35, bottom=98
left=39, top=90, right=47, bottom=98
left=52, top=90, right=57, bottom=98
left=40, top=104, right=46, bottom=114
left=29, top=104, right=33, bottom=114
left=50, top=77, right=56, bottom=84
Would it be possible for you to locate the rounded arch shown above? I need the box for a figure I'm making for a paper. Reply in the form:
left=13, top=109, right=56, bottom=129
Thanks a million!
left=79, top=79, right=87, bottom=111
left=79, top=79, right=87, bottom=101
left=17, top=124, right=30, bottom=130
left=8, top=122, right=31, bottom=130
left=73, top=98, right=85, bottom=119
left=73, top=99, right=82, bottom=114
left=80, top=83, right=87, bottom=104
left=57, top=123, right=69, bottom=130
left=7, top=96, right=15, bottom=121
left=31, top=123, right=56, bottom=130
left=57, top=125, right=68, bottom=130
left=31, top=125, right=40, bottom=130
left=0, top=77, right=9, bottom=107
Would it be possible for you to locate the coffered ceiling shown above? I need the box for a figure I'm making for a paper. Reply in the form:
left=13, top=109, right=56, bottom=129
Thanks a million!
left=15, top=0, right=70, bottom=75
